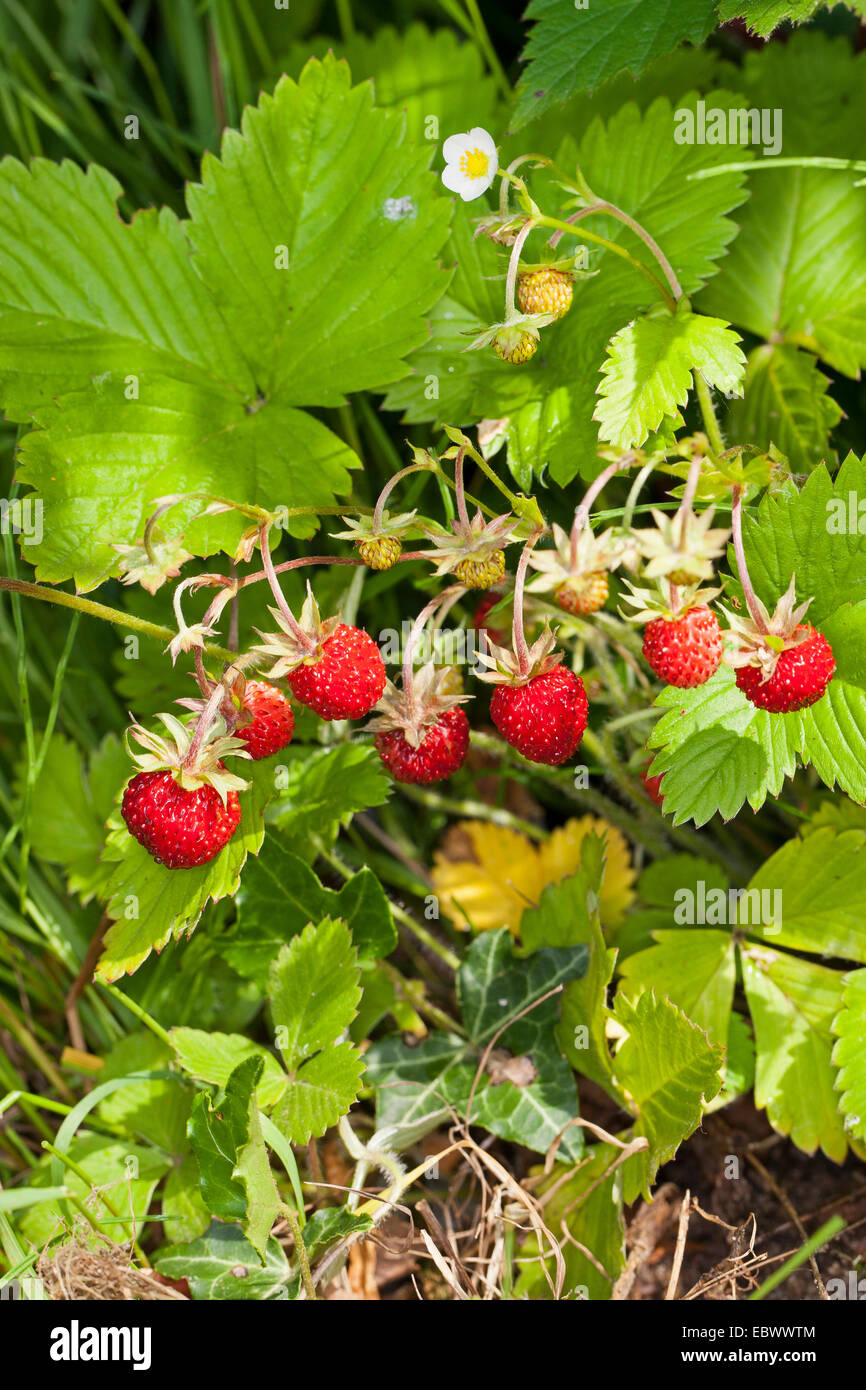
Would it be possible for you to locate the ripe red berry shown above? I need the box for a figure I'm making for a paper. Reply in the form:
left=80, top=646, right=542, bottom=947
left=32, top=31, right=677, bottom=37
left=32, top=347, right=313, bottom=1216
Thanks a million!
left=121, top=770, right=241, bottom=870
left=640, top=767, right=665, bottom=807
left=490, top=667, right=588, bottom=766
left=375, top=707, right=470, bottom=785
left=236, top=680, right=294, bottom=759
left=643, top=605, right=723, bottom=688
left=735, top=625, right=835, bottom=713
left=288, top=623, right=385, bottom=721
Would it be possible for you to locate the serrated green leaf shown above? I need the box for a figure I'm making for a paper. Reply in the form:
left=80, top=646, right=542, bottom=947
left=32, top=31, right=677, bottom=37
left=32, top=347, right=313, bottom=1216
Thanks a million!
left=699, top=33, right=866, bottom=378
left=741, top=943, right=848, bottom=1160
left=595, top=308, right=745, bottom=449
left=185, top=56, right=450, bottom=405
left=225, top=834, right=395, bottom=985
left=619, top=929, right=736, bottom=1055
left=831, top=968, right=866, bottom=1145
left=745, top=827, right=866, bottom=963
left=155, top=1221, right=293, bottom=1300
left=612, top=990, right=723, bottom=1202
left=5, top=56, right=452, bottom=586
left=269, top=743, right=391, bottom=852
left=95, top=759, right=275, bottom=982
left=717, top=0, right=822, bottom=37
left=283, top=24, right=499, bottom=145
left=727, top=344, right=842, bottom=471
left=170, top=1028, right=288, bottom=1108
left=711, top=1010, right=756, bottom=1112
left=269, top=919, right=364, bottom=1145
left=512, top=0, right=718, bottom=128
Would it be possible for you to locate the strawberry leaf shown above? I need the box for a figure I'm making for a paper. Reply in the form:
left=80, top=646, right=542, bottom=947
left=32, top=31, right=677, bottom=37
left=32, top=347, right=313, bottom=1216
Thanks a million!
left=831, top=967, right=866, bottom=1146
left=169, top=1028, right=288, bottom=1108
left=741, top=943, right=848, bottom=1161
left=619, top=929, right=736, bottom=1055
left=699, top=32, right=866, bottom=379
left=269, top=919, right=365, bottom=1146
left=511, top=0, right=718, bottom=129
left=727, top=344, right=842, bottom=471
left=612, top=990, right=723, bottom=1202
left=745, top=826, right=866, bottom=964
left=5, top=55, right=452, bottom=588
left=594, top=307, right=745, bottom=449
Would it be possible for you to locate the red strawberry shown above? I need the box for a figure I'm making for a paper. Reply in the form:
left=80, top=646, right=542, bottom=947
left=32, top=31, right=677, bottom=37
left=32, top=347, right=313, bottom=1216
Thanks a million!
left=122, top=770, right=241, bottom=870
left=375, top=707, right=470, bottom=785
left=490, top=667, right=588, bottom=766
left=236, top=679, right=294, bottom=759
left=735, top=625, right=835, bottom=712
left=643, top=605, right=723, bottom=688
left=640, top=766, right=665, bottom=807
left=287, top=624, right=385, bottom=721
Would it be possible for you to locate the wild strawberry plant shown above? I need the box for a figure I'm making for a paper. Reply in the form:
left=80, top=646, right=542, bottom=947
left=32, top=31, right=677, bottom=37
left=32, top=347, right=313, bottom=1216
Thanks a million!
left=1, top=1, right=866, bottom=1304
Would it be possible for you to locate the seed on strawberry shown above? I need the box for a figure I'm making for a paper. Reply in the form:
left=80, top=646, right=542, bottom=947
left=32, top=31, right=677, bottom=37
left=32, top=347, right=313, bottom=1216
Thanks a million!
left=236, top=680, right=294, bottom=759
left=122, top=770, right=241, bottom=870
left=358, top=535, right=402, bottom=571
left=288, top=623, right=385, bottom=721
left=735, top=625, right=835, bottom=712
left=375, top=707, right=470, bottom=785
left=555, top=571, right=609, bottom=616
left=493, top=327, right=537, bottom=364
left=643, top=605, right=723, bottom=688
left=491, top=667, right=588, bottom=766
left=454, top=550, right=506, bottom=590
left=517, top=268, right=573, bottom=321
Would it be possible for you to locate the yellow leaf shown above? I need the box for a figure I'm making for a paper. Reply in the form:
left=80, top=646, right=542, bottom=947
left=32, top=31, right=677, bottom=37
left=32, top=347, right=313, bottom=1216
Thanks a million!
left=431, top=816, right=635, bottom=935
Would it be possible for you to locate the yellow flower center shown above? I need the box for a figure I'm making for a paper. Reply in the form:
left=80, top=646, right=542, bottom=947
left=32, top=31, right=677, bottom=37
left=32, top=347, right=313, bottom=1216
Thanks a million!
left=459, top=147, right=489, bottom=180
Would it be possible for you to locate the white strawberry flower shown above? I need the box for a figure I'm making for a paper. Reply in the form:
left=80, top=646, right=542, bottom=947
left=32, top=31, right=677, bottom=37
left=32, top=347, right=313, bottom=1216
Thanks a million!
left=441, top=127, right=498, bottom=201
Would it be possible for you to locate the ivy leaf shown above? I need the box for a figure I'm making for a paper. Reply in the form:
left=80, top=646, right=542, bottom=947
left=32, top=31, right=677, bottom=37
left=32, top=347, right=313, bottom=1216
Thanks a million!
left=6, top=55, right=451, bottom=588
left=831, top=968, right=866, bottom=1146
left=188, top=1055, right=279, bottom=1258
left=512, top=0, right=718, bottom=128
left=224, top=834, right=395, bottom=985
left=155, top=1221, right=293, bottom=1301
left=727, top=344, right=842, bottom=471
left=269, top=919, right=365, bottom=1145
left=741, top=943, right=848, bottom=1160
left=94, top=759, right=275, bottom=982
left=745, top=827, right=866, bottom=963
left=301, top=1207, right=374, bottom=1266
left=699, top=33, right=866, bottom=378
left=162, top=1154, right=210, bottom=1245
left=367, top=929, right=588, bottom=1160
left=595, top=307, right=745, bottom=449
left=612, top=990, right=723, bottom=1202
left=170, top=1028, right=288, bottom=1108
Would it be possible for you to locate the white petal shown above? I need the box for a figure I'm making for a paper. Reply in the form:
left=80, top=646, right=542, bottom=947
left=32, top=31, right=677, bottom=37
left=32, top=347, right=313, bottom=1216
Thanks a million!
left=442, top=165, right=491, bottom=201
left=442, top=132, right=470, bottom=163
left=468, top=127, right=498, bottom=162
